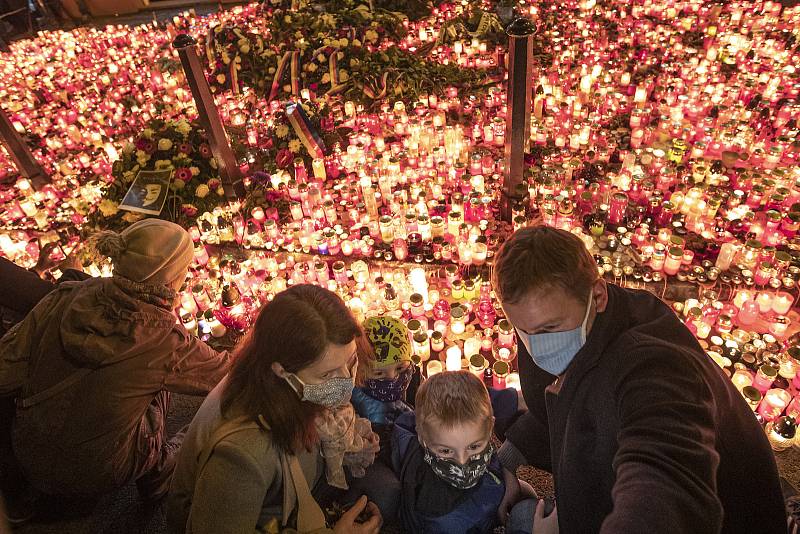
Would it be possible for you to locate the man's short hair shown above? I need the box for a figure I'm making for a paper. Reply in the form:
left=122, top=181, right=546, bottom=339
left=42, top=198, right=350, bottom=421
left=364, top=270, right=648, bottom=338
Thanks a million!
left=415, top=371, right=493, bottom=440
left=491, top=226, right=599, bottom=305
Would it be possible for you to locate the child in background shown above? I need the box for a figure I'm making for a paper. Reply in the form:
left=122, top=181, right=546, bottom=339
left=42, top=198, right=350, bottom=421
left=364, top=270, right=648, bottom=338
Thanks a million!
left=349, top=315, right=420, bottom=524
left=392, top=371, right=533, bottom=533
left=352, top=316, right=419, bottom=434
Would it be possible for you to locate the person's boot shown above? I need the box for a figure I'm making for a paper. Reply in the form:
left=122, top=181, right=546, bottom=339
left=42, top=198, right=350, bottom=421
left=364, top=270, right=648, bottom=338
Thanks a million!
left=136, top=430, right=186, bottom=503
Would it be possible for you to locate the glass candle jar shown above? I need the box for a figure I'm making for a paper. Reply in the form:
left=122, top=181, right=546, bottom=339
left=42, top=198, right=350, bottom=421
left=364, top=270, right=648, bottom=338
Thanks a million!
left=766, top=416, right=796, bottom=451
left=407, top=318, right=423, bottom=338
left=206, top=314, right=227, bottom=338
left=192, top=284, right=212, bottom=311
left=742, top=386, right=762, bottom=411
left=431, top=216, right=445, bottom=238
left=773, top=292, right=794, bottom=315
left=756, top=292, right=773, bottom=314
left=493, top=341, right=516, bottom=363
left=650, top=246, right=666, bottom=271
left=427, top=359, right=443, bottom=377
left=770, top=315, right=790, bottom=338
left=431, top=330, right=445, bottom=352
left=413, top=332, right=430, bottom=362
left=715, top=242, right=739, bottom=271
left=463, top=279, right=477, bottom=301
left=739, top=239, right=763, bottom=270
left=664, top=247, right=683, bottom=276
left=731, top=368, right=753, bottom=391
left=181, top=313, right=198, bottom=336
left=290, top=201, right=303, bottom=221
left=608, top=192, right=628, bottom=225
left=450, top=305, right=466, bottom=335
left=463, top=336, right=482, bottom=358
left=753, top=364, right=778, bottom=393
left=451, top=279, right=464, bottom=301
left=447, top=211, right=463, bottom=237
left=383, top=284, right=399, bottom=311
left=351, top=260, right=369, bottom=284
left=332, top=261, right=348, bottom=285
left=379, top=215, right=395, bottom=243
left=181, top=292, right=199, bottom=316
left=758, top=388, right=791, bottom=422
left=497, top=319, right=515, bottom=348
left=469, top=354, right=487, bottom=378
left=737, top=300, right=760, bottom=327
left=492, top=361, right=509, bottom=389
left=781, top=347, right=800, bottom=380
left=409, top=293, right=425, bottom=318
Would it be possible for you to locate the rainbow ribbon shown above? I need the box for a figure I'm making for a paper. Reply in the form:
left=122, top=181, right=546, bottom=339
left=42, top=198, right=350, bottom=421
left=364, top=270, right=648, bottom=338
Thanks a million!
left=286, top=103, right=326, bottom=159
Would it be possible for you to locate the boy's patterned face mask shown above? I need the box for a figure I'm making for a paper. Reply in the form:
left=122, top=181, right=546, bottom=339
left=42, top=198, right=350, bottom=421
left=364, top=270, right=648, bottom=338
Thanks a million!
left=422, top=442, right=494, bottom=490
left=363, top=367, right=413, bottom=402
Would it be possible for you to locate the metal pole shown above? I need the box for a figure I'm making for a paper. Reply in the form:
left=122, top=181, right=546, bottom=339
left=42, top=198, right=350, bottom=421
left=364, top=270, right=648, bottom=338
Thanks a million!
left=502, top=18, right=537, bottom=222
left=0, top=105, right=49, bottom=188
left=173, top=34, right=245, bottom=199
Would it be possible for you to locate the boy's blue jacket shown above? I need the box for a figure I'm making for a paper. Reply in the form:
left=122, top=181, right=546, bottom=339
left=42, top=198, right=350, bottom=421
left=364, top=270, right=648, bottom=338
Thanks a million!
left=351, top=387, right=412, bottom=426
left=391, top=411, right=505, bottom=534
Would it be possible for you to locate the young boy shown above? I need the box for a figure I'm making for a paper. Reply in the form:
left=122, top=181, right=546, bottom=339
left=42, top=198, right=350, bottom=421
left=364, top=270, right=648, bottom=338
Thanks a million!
left=392, top=371, right=532, bottom=533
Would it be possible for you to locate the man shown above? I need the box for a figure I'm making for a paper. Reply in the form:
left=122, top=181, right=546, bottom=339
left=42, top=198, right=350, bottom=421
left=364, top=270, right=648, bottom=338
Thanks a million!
left=0, top=220, right=231, bottom=525
left=492, top=226, right=785, bottom=533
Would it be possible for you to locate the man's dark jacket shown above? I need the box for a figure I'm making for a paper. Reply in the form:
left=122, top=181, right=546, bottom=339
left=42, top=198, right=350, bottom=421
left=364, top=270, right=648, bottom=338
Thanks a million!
left=502, top=284, right=785, bottom=533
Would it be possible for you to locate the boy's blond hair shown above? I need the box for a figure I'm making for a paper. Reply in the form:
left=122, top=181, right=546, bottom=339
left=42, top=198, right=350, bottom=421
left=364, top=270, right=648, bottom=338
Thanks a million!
left=415, top=371, right=493, bottom=440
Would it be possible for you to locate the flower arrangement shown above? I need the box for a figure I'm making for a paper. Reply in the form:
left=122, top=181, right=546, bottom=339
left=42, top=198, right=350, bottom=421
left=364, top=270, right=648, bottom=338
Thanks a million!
left=91, top=118, right=232, bottom=229
left=204, top=17, right=497, bottom=107
left=206, top=24, right=271, bottom=95
left=436, top=4, right=507, bottom=46
left=229, top=98, right=349, bottom=177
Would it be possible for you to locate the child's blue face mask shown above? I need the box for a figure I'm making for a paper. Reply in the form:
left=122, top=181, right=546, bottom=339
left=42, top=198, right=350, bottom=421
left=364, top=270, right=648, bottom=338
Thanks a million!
left=364, top=367, right=413, bottom=402
left=516, top=291, right=594, bottom=376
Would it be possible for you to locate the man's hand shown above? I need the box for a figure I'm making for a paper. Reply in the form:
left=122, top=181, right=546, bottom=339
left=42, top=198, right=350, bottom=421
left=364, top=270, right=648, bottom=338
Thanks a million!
left=533, top=500, right=558, bottom=534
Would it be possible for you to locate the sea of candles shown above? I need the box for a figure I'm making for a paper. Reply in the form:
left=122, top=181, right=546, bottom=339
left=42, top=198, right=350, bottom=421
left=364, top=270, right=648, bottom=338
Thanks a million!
left=1, top=0, right=800, bottom=446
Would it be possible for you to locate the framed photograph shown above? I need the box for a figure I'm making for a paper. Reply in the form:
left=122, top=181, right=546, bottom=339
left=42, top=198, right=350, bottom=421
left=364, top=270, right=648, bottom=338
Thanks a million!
left=119, top=169, right=173, bottom=215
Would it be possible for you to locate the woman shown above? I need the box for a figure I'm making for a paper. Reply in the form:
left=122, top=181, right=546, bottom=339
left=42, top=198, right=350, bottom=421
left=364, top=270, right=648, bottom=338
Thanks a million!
left=167, top=284, right=384, bottom=534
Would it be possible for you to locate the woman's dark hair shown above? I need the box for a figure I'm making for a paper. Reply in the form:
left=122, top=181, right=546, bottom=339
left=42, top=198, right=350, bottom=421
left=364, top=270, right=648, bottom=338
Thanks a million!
left=221, top=284, right=362, bottom=453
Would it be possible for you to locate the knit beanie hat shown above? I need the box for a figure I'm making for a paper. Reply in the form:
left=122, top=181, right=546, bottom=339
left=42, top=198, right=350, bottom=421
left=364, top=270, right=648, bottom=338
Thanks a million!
left=93, top=219, right=194, bottom=286
left=364, top=315, right=412, bottom=369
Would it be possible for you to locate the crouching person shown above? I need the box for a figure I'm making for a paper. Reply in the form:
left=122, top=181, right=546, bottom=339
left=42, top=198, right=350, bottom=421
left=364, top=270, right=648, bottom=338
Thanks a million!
left=0, top=220, right=231, bottom=523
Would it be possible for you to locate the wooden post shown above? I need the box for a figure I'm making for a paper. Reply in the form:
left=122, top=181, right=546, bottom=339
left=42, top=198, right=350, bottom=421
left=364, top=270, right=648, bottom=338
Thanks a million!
left=502, top=18, right=537, bottom=222
left=0, top=105, right=49, bottom=188
left=173, top=33, right=245, bottom=199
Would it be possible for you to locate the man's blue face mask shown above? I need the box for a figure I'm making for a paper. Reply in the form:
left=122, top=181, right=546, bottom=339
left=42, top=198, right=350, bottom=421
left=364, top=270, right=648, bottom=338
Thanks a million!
left=516, top=291, right=594, bottom=376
